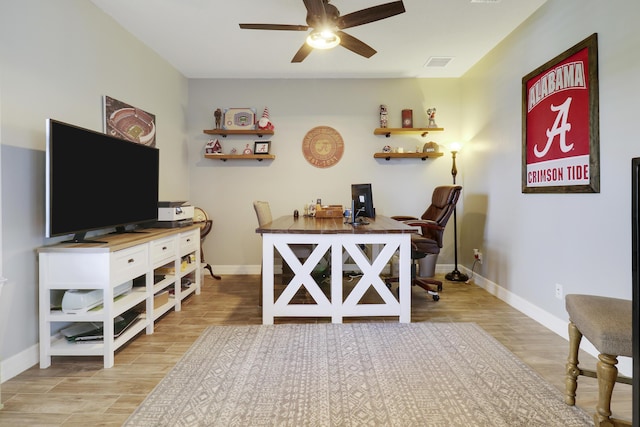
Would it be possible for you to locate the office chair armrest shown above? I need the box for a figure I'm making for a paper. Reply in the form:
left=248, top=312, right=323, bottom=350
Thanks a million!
left=402, top=219, right=440, bottom=228
left=391, top=215, right=419, bottom=221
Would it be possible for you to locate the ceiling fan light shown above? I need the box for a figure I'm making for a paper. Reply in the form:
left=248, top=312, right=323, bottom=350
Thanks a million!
left=306, top=29, right=341, bottom=50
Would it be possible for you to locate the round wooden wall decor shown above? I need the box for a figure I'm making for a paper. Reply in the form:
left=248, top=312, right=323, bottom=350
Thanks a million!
left=302, top=126, right=344, bottom=168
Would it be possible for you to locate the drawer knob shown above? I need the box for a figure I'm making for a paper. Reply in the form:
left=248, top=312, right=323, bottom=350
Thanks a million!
left=128, top=258, right=135, bottom=264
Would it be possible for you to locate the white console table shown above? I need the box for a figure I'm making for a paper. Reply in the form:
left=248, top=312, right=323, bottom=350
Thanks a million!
left=38, top=226, right=200, bottom=368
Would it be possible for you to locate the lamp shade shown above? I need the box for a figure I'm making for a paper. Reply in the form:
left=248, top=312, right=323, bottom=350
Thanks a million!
left=450, top=141, right=463, bottom=152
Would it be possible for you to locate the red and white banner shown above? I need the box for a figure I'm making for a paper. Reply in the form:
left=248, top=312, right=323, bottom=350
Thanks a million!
left=522, top=34, right=599, bottom=193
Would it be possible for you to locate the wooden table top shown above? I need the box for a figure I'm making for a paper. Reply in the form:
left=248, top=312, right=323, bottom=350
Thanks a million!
left=256, top=215, right=418, bottom=235
left=37, top=225, right=201, bottom=253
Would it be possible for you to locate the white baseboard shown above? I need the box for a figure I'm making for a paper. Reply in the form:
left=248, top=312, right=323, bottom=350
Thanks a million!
left=454, top=264, right=633, bottom=378
left=209, top=264, right=262, bottom=275
left=1, top=344, right=38, bottom=383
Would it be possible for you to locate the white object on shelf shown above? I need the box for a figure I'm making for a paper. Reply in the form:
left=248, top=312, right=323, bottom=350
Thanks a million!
left=61, top=280, right=133, bottom=314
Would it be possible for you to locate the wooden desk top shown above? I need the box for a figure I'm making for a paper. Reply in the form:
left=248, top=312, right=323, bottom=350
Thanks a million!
left=256, top=215, right=418, bottom=235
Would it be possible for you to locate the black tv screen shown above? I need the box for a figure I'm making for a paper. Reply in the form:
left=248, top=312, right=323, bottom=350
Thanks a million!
left=351, top=183, right=375, bottom=219
left=46, top=119, right=159, bottom=242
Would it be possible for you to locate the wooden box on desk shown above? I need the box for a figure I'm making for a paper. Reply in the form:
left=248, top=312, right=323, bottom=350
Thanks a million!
left=315, top=205, right=344, bottom=218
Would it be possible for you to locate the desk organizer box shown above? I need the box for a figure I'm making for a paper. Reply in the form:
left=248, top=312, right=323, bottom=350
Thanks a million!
left=315, top=205, right=344, bottom=218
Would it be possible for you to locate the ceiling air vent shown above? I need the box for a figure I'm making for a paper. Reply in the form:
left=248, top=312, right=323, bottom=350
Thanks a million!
left=424, top=57, right=454, bottom=68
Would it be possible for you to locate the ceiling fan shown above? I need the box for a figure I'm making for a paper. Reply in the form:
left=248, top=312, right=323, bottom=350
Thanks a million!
left=239, top=0, right=406, bottom=63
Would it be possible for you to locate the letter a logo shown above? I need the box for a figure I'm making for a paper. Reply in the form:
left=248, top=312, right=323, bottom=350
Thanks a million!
left=534, top=97, right=574, bottom=158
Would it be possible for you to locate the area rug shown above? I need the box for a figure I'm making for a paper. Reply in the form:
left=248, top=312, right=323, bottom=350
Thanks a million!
left=124, top=323, right=592, bottom=426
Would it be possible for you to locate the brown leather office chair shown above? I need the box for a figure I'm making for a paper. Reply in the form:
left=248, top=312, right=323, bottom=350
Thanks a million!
left=386, top=185, right=463, bottom=300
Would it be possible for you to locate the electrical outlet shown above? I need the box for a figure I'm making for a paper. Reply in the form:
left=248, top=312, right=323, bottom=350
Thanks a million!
left=555, top=283, right=563, bottom=299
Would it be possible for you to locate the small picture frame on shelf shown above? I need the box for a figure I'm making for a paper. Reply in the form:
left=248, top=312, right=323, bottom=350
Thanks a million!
left=254, top=141, right=271, bottom=154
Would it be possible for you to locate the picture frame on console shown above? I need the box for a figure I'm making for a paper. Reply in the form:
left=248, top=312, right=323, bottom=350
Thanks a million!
left=521, top=33, right=600, bottom=194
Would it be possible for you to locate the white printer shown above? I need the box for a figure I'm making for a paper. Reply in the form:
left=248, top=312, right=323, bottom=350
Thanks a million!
left=157, top=201, right=194, bottom=228
left=61, top=280, right=133, bottom=314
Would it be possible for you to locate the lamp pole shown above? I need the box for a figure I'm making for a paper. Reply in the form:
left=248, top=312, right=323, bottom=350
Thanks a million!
left=445, top=148, right=468, bottom=282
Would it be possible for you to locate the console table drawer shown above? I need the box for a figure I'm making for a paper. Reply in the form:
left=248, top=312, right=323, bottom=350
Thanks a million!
left=112, top=245, right=149, bottom=284
left=151, top=236, right=177, bottom=265
left=180, top=230, right=199, bottom=254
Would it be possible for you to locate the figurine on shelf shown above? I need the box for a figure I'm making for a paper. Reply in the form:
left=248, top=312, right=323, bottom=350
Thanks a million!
left=379, top=104, right=388, bottom=128
left=230, top=147, right=238, bottom=154
left=214, top=108, right=222, bottom=129
left=258, top=107, right=275, bottom=131
left=205, top=139, right=222, bottom=154
left=426, top=108, right=438, bottom=128
left=382, top=145, right=391, bottom=153
left=243, top=144, right=253, bottom=155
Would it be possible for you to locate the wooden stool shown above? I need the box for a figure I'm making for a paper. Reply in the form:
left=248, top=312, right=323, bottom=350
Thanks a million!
left=565, top=294, right=633, bottom=427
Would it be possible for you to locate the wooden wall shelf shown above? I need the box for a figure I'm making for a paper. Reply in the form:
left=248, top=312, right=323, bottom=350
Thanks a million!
left=205, top=154, right=275, bottom=162
left=374, top=152, right=444, bottom=161
left=374, top=127, right=444, bottom=137
left=203, top=129, right=274, bottom=138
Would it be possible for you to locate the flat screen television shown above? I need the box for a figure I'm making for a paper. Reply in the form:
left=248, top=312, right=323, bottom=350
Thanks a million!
left=46, top=119, right=159, bottom=243
left=631, top=158, right=639, bottom=426
left=351, top=183, right=375, bottom=219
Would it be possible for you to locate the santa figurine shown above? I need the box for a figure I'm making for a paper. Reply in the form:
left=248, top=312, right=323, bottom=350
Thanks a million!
left=257, top=107, right=275, bottom=131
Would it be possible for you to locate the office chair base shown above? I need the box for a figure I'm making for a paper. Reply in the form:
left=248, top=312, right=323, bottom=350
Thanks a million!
left=384, top=276, right=441, bottom=301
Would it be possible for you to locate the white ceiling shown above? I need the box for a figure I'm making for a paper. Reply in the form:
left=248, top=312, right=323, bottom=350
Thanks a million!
left=90, top=0, right=546, bottom=79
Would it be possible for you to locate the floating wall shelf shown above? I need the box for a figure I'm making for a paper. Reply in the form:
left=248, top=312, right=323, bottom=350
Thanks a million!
left=373, top=127, right=444, bottom=137
left=374, top=152, right=444, bottom=161
left=204, top=154, right=275, bottom=162
left=203, top=129, right=274, bottom=138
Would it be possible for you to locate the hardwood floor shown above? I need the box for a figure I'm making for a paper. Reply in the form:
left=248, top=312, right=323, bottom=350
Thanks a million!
left=0, top=273, right=633, bottom=426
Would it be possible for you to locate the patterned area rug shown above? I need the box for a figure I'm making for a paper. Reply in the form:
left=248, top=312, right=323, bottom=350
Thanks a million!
left=124, top=323, right=592, bottom=426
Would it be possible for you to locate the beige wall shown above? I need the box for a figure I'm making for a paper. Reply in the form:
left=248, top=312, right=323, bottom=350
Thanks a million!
left=0, top=0, right=189, bottom=379
left=187, top=78, right=463, bottom=272
left=458, top=0, right=638, bottom=376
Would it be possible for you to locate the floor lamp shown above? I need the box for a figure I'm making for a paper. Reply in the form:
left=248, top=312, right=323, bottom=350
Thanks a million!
left=445, top=143, right=468, bottom=282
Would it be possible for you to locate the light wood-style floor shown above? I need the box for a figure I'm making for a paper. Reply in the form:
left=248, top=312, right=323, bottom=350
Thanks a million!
left=0, top=273, right=633, bottom=426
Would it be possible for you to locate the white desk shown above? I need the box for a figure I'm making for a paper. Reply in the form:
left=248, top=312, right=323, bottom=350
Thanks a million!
left=256, top=215, right=416, bottom=324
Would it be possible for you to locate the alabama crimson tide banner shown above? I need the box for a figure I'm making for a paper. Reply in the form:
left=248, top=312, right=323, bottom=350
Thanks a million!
left=522, top=34, right=599, bottom=193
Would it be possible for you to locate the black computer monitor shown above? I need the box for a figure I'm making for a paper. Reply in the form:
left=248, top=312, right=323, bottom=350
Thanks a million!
left=351, top=183, right=375, bottom=219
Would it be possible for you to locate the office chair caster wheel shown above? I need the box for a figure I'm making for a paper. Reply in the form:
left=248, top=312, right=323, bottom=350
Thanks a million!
left=433, top=294, right=440, bottom=301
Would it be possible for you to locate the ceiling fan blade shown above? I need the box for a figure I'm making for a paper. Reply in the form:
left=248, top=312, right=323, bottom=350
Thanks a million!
left=291, top=43, right=314, bottom=63
left=337, top=31, right=377, bottom=58
left=338, top=1, right=406, bottom=29
left=239, top=23, right=309, bottom=31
